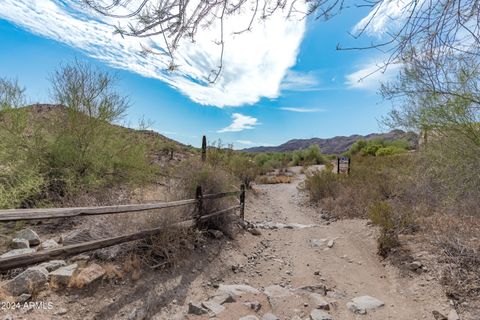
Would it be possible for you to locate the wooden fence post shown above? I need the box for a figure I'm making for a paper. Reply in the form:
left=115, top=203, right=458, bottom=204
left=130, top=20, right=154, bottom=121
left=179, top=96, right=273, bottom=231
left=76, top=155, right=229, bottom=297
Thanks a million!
left=196, top=185, right=203, bottom=225
left=348, top=158, right=351, bottom=174
left=337, top=157, right=340, bottom=174
left=201, top=135, right=207, bottom=162
left=239, top=184, right=245, bottom=221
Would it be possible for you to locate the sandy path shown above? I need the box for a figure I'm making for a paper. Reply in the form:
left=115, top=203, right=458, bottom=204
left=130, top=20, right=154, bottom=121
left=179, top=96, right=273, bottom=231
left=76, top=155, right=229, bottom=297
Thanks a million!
left=182, top=167, right=450, bottom=320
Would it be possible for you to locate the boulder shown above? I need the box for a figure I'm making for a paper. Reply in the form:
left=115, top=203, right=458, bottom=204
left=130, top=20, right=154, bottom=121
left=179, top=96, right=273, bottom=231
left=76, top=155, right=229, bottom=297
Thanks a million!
left=74, top=263, right=105, bottom=287
left=448, top=309, right=460, bottom=320
left=239, top=316, right=259, bottom=320
left=210, top=292, right=236, bottom=304
left=38, top=260, right=66, bottom=272
left=50, top=263, right=78, bottom=286
left=38, top=239, right=60, bottom=251
left=94, top=245, right=122, bottom=261
left=347, top=302, right=366, bottom=315
left=10, top=238, right=29, bottom=249
left=310, top=293, right=329, bottom=310
left=188, top=301, right=208, bottom=315
left=216, top=284, right=260, bottom=296
left=201, top=300, right=225, bottom=315
left=327, top=240, right=334, bottom=248
left=15, top=229, right=40, bottom=246
left=208, top=229, right=224, bottom=239
left=61, top=229, right=94, bottom=246
left=310, top=309, right=333, bottom=320
left=262, top=313, right=279, bottom=320
left=3, top=267, right=49, bottom=296
left=0, top=248, right=35, bottom=258
left=244, top=300, right=261, bottom=312
left=349, top=295, right=384, bottom=310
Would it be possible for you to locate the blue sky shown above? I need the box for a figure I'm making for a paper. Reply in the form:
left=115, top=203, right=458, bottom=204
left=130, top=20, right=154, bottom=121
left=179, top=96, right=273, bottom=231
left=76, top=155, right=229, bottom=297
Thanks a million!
left=0, top=1, right=401, bottom=148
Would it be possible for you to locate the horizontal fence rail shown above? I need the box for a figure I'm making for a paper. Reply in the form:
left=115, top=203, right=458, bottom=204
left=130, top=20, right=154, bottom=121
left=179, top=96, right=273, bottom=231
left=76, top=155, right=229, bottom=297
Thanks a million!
left=0, top=205, right=241, bottom=272
left=0, top=185, right=245, bottom=272
left=0, top=191, right=241, bottom=222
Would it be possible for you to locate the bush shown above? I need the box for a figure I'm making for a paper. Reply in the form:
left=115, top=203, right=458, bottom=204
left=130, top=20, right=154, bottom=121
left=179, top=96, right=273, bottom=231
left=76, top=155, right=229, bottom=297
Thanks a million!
left=303, top=170, right=340, bottom=201
left=346, top=138, right=410, bottom=157
left=290, top=145, right=326, bottom=166
left=375, top=146, right=407, bottom=156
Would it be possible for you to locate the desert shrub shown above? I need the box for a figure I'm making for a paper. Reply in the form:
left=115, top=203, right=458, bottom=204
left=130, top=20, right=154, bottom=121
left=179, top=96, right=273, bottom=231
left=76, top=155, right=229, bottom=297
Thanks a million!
left=256, top=175, right=292, bottom=184
left=0, top=64, right=155, bottom=208
left=228, top=154, right=259, bottom=187
left=375, top=146, right=407, bottom=156
left=290, top=145, right=326, bottom=166
left=303, top=170, right=341, bottom=201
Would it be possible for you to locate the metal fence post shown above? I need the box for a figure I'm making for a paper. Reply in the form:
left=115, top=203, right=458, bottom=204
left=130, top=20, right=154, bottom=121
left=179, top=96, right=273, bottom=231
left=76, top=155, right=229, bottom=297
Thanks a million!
left=239, top=184, right=245, bottom=221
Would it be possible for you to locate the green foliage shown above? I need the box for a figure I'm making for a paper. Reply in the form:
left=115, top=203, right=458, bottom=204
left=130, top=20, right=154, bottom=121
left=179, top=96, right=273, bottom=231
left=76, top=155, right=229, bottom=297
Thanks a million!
left=303, top=170, right=341, bottom=201
left=290, top=145, right=326, bottom=166
left=346, top=139, right=409, bottom=157
left=0, top=63, right=155, bottom=208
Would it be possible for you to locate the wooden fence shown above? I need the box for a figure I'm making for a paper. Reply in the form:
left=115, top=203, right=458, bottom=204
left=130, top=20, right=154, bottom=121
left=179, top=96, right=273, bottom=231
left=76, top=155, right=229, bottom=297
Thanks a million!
left=0, top=185, right=245, bottom=272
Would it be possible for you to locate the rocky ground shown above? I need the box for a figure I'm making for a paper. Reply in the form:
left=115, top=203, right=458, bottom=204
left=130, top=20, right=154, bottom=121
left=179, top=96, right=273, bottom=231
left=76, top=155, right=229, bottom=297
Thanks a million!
left=0, top=167, right=463, bottom=319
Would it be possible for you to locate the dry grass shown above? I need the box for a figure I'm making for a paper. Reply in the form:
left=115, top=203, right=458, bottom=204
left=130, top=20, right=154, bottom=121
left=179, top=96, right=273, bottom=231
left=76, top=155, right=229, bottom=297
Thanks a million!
left=0, top=287, right=14, bottom=303
left=102, top=263, right=124, bottom=281
left=123, top=254, right=142, bottom=281
left=256, top=175, right=292, bottom=184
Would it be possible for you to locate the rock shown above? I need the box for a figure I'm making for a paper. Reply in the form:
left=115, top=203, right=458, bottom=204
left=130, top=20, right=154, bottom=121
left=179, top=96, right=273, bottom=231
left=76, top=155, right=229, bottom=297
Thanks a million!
left=248, top=228, right=262, bottom=236
left=264, top=285, right=291, bottom=297
left=94, top=245, right=122, bottom=261
left=211, top=292, right=236, bottom=304
left=16, top=293, right=31, bottom=303
left=10, top=238, right=30, bottom=249
left=188, top=302, right=208, bottom=315
left=432, top=310, right=448, bottom=320
left=128, top=307, right=147, bottom=320
left=3, top=314, right=13, bottom=320
left=408, top=261, right=423, bottom=271
left=310, top=309, right=333, bottom=320
left=61, top=229, right=94, bottom=246
left=54, top=308, right=68, bottom=316
left=310, top=293, right=329, bottom=310
left=347, top=302, right=366, bottom=315
left=327, top=240, right=334, bottom=248
left=348, top=295, right=384, bottom=311
left=448, top=309, right=460, bottom=320
left=208, top=229, right=224, bottom=239
left=73, top=263, right=105, bottom=287
left=38, top=260, right=67, bottom=272
left=3, top=266, right=49, bottom=296
left=296, top=284, right=327, bottom=295
left=201, top=300, right=225, bottom=315
left=38, top=239, right=60, bottom=251
left=217, top=284, right=260, bottom=296
left=15, top=229, right=40, bottom=246
left=239, top=316, right=259, bottom=320
left=0, top=248, right=35, bottom=258
left=245, top=300, right=261, bottom=312
left=70, top=254, right=90, bottom=262
left=262, top=313, right=279, bottom=320
left=50, top=263, right=78, bottom=286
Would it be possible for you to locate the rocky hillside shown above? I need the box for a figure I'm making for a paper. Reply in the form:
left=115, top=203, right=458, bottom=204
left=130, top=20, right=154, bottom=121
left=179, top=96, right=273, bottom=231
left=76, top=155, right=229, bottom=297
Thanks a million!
left=243, top=130, right=418, bottom=154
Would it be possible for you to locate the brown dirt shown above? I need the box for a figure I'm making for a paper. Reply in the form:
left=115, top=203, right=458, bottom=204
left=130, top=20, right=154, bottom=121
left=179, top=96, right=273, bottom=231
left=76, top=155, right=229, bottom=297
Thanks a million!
left=1, top=167, right=458, bottom=319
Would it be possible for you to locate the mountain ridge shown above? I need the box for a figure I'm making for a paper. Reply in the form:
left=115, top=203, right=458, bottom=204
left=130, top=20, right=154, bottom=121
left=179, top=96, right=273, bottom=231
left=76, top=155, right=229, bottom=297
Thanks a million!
left=242, top=130, right=418, bottom=154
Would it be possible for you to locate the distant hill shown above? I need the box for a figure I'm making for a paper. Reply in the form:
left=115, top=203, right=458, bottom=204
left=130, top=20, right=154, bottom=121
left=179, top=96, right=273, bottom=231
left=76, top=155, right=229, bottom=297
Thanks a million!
left=242, top=130, right=418, bottom=154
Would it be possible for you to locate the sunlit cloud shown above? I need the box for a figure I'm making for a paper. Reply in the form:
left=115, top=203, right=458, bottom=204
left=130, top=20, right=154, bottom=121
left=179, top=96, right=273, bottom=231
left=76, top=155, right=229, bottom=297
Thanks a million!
left=218, top=113, right=260, bottom=133
left=345, top=60, right=400, bottom=90
left=0, top=0, right=307, bottom=107
left=279, top=107, right=325, bottom=113
left=280, top=70, right=321, bottom=91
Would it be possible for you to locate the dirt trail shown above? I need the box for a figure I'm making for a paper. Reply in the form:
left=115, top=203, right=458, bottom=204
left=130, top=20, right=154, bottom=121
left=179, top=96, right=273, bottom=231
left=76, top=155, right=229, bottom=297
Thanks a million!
left=181, top=167, right=450, bottom=320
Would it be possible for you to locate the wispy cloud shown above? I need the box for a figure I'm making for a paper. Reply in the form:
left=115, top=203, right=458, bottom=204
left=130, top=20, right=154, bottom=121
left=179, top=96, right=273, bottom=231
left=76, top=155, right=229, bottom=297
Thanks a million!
left=345, top=60, right=400, bottom=90
left=0, top=0, right=307, bottom=107
left=280, top=70, right=321, bottom=92
left=353, top=0, right=421, bottom=36
left=218, top=113, right=260, bottom=133
left=236, top=140, right=273, bottom=147
left=279, top=107, right=325, bottom=113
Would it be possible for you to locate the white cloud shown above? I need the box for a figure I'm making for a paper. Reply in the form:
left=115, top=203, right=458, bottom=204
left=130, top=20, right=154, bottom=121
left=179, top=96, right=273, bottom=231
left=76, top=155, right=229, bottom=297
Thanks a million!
left=280, top=70, right=320, bottom=91
left=218, top=113, right=259, bottom=133
left=345, top=61, right=400, bottom=90
left=236, top=140, right=255, bottom=145
left=279, top=107, right=325, bottom=113
left=0, top=0, right=307, bottom=107
left=353, top=0, right=422, bottom=36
